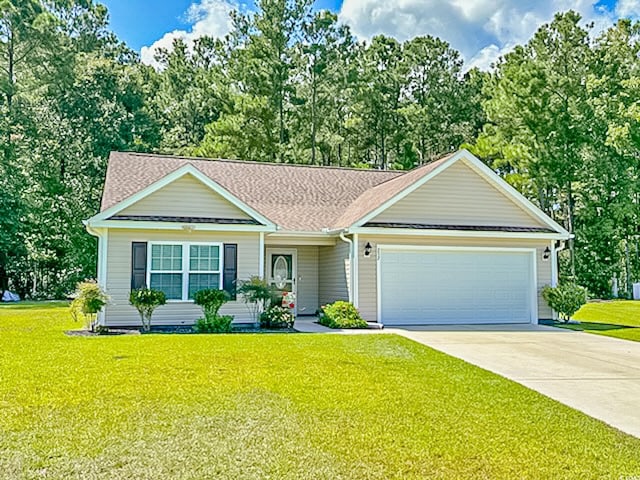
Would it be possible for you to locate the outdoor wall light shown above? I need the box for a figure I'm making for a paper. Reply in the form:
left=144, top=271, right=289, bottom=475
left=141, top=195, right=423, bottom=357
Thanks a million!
left=543, top=246, right=551, bottom=261
left=364, top=242, right=372, bottom=257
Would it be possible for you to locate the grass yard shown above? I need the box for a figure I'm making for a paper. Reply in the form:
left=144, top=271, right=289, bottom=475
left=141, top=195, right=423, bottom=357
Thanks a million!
left=1, top=304, right=639, bottom=479
left=574, top=300, right=640, bottom=327
left=553, top=300, right=640, bottom=342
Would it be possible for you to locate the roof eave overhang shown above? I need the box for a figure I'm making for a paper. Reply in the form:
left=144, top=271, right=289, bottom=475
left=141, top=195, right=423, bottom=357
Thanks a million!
left=347, top=226, right=572, bottom=240
left=86, top=219, right=277, bottom=233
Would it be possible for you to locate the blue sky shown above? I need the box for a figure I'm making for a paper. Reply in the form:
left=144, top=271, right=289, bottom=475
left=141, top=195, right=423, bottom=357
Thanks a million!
left=101, top=0, right=633, bottom=70
left=102, top=0, right=341, bottom=50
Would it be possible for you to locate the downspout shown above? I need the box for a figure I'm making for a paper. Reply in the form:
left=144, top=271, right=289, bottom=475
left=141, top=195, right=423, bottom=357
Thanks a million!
left=339, top=231, right=354, bottom=304
left=551, top=240, right=566, bottom=321
left=84, top=222, right=106, bottom=286
left=553, top=240, right=566, bottom=286
left=84, top=221, right=107, bottom=326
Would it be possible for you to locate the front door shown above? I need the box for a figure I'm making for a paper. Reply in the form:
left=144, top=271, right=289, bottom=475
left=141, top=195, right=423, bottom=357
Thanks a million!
left=266, top=249, right=297, bottom=315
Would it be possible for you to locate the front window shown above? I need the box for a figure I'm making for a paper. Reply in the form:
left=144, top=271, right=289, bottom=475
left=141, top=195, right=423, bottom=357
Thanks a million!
left=148, top=243, right=222, bottom=301
left=188, top=245, right=221, bottom=299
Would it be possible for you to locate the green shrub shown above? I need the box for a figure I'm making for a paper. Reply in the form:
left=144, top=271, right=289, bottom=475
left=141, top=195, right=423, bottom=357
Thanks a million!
left=70, top=280, right=109, bottom=331
left=542, top=283, right=588, bottom=322
left=194, top=315, right=234, bottom=333
left=95, top=324, right=110, bottom=335
left=129, top=288, right=167, bottom=332
left=192, top=289, right=233, bottom=333
left=260, top=305, right=294, bottom=329
left=319, top=301, right=368, bottom=329
left=193, top=289, right=229, bottom=320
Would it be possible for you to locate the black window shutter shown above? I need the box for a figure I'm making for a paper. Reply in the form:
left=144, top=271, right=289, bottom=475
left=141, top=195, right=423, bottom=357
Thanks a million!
left=223, top=244, right=237, bottom=300
left=131, top=242, right=148, bottom=290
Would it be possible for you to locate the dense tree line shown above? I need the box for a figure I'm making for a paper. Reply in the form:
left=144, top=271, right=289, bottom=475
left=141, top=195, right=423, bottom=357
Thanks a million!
left=1, top=1, right=639, bottom=298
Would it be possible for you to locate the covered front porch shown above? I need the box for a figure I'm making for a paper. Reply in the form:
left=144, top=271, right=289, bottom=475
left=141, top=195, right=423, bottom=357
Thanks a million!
left=263, top=233, right=352, bottom=318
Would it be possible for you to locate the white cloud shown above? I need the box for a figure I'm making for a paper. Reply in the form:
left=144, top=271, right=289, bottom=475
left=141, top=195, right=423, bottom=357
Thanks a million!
left=467, top=44, right=504, bottom=71
left=339, top=0, right=618, bottom=71
left=616, top=0, right=640, bottom=17
left=140, top=0, right=237, bottom=68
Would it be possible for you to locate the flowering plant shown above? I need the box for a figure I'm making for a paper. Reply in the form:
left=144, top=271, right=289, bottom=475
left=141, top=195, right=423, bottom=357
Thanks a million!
left=281, top=291, right=296, bottom=309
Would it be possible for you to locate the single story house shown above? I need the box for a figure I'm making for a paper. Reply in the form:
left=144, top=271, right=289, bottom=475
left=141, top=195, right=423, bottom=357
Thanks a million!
left=85, top=149, right=571, bottom=327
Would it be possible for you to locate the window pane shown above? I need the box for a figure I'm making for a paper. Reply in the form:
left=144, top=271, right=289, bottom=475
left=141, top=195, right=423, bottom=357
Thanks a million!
left=151, top=244, right=182, bottom=271
left=190, top=245, right=220, bottom=271
left=188, top=273, right=220, bottom=299
left=150, top=273, right=183, bottom=300
left=151, top=245, right=161, bottom=270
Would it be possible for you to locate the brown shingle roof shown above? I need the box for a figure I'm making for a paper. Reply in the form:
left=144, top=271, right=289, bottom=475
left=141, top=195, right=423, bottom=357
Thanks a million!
left=101, top=152, right=413, bottom=232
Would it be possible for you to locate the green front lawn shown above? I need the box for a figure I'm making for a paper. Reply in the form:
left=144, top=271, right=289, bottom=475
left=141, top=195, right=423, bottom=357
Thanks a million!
left=556, top=300, right=640, bottom=342
left=1, top=304, right=639, bottom=479
left=574, top=300, right=640, bottom=327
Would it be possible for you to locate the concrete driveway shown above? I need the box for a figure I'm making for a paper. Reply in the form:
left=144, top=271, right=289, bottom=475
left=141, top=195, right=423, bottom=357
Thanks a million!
left=390, top=324, right=640, bottom=438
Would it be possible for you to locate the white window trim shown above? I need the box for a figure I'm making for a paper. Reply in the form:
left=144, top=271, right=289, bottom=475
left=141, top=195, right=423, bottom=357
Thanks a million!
left=147, top=241, right=224, bottom=302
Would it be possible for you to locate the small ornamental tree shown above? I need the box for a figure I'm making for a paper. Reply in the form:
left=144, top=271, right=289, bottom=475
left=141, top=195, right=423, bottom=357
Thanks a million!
left=70, top=280, right=109, bottom=331
left=237, top=276, right=275, bottom=323
left=542, top=283, right=588, bottom=323
left=129, top=288, right=167, bottom=332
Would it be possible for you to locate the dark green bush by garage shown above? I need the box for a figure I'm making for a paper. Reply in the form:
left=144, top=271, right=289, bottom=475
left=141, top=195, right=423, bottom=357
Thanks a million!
left=319, top=301, right=368, bottom=329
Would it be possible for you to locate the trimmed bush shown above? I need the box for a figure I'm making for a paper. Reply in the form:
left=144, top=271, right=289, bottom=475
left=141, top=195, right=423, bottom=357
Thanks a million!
left=193, top=289, right=229, bottom=320
left=70, top=280, right=109, bottom=331
left=542, top=283, right=588, bottom=322
left=193, top=289, right=233, bottom=333
left=260, top=305, right=294, bottom=329
left=129, top=288, right=167, bottom=332
left=319, top=301, right=368, bottom=329
left=194, top=315, right=234, bottom=333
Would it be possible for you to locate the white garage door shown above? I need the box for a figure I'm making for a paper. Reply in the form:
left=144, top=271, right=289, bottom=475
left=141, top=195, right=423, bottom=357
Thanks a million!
left=379, top=248, right=535, bottom=325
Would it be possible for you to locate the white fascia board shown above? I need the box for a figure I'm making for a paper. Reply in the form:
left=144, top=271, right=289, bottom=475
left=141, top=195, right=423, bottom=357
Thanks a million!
left=89, top=220, right=276, bottom=232
left=86, top=164, right=276, bottom=228
left=348, top=226, right=570, bottom=240
left=353, top=151, right=463, bottom=228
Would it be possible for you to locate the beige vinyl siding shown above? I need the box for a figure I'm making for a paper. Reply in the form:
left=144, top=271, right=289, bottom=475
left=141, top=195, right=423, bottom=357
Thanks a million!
left=104, top=229, right=260, bottom=326
left=295, top=246, right=319, bottom=315
left=318, top=241, right=350, bottom=306
left=372, top=160, right=546, bottom=228
left=357, top=235, right=553, bottom=323
left=119, top=174, right=252, bottom=220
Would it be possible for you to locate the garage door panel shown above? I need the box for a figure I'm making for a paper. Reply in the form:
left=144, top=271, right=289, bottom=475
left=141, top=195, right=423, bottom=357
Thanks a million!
left=380, top=249, right=533, bottom=325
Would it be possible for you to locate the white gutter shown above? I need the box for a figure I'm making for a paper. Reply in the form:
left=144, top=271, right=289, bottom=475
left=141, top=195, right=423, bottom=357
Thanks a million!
left=339, top=231, right=354, bottom=304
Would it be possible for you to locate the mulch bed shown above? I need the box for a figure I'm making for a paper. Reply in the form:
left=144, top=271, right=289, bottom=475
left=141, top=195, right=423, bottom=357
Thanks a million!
left=64, top=326, right=297, bottom=336
left=64, top=329, right=140, bottom=337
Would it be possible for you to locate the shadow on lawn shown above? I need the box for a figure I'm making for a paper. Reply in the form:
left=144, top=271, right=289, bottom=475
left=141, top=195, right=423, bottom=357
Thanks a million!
left=540, top=319, right=634, bottom=332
